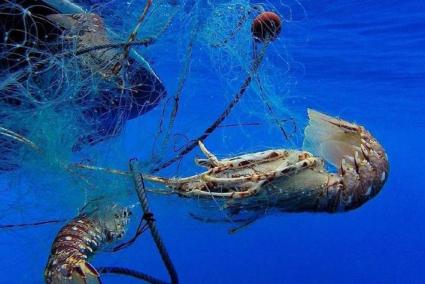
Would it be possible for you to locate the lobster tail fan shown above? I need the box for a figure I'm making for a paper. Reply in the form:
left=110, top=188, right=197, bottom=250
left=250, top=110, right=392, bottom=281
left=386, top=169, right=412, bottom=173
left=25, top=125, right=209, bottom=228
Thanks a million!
left=303, top=109, right=362, bottom=168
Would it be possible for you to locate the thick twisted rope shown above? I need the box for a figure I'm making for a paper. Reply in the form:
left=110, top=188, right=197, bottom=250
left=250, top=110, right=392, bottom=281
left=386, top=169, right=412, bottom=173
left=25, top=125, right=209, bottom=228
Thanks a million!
left=98, top=267, right=168, bottom=284
left=151, top=42, right=269, bottom=173
left=130, top=159, right=179, bottom=284
left=98, top=160, right=178, bottom=283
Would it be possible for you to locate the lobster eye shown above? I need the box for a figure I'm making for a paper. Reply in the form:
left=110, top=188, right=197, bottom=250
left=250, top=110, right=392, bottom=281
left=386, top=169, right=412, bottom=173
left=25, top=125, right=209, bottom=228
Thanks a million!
left=106, top=231, right=114, bottom=242
left=123, top=208, right=132, bottom=218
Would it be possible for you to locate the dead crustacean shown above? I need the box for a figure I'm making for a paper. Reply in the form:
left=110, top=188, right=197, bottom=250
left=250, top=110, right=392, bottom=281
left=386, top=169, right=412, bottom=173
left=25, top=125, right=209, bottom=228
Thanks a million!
left=149, top=109, right=389, bottom=214
left=44, top=205, right=131, bottom=284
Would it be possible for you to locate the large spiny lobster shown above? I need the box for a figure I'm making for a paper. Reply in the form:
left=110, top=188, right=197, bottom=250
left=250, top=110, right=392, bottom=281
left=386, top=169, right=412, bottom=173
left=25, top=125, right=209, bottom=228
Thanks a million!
left=147, top=109, right=389, bottom=214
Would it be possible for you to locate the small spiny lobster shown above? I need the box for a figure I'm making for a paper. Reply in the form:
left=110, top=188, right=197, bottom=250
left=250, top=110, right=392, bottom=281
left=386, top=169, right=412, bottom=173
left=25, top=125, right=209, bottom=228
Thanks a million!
left=44, top=205, right=131, bottom=284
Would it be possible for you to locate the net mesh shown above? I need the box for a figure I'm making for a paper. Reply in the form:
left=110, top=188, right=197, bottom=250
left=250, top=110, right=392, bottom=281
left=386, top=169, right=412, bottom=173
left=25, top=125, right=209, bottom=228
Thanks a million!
left=0, top=0, right=308, bottom=279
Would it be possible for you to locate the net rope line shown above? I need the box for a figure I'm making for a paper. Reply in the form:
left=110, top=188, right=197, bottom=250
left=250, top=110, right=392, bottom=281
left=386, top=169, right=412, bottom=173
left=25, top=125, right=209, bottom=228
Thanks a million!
left=0, top=218, right=65, bottom=230
left=98, top=267, right=168, bottom=284
left=152, top=21, right=200, bottom=165
left=131, top=159, right=178, bottom=283
left=150, top=41, right=270, bottom=173
left=96, top=159, right=178, bottom=284
left=73, top=1, right=179, bottom=57
left=254, top=71, right=291, bottom=141
left=0, top=127, right=42, bottom=153
left=112, top=0, right=152, bottom=76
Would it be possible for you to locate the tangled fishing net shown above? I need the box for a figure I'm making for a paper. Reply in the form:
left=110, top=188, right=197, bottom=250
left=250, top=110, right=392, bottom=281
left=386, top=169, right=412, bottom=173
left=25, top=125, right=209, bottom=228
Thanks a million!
left=0, top=0, right=308, bottom=280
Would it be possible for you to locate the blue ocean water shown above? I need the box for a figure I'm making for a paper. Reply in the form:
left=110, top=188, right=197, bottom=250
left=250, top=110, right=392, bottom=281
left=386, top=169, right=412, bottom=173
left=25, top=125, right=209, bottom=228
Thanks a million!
left=1, top=0, right=424, bottom=283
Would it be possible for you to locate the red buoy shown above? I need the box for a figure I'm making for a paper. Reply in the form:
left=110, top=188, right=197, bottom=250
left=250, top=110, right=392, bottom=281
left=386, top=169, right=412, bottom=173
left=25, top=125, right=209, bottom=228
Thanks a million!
left=251, top=12, right=282, bottom=42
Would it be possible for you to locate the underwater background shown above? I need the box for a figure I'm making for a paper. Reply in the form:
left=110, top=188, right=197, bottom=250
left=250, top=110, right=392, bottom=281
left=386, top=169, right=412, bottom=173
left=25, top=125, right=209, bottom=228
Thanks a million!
left=0, top=0, right=424, bottom=283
